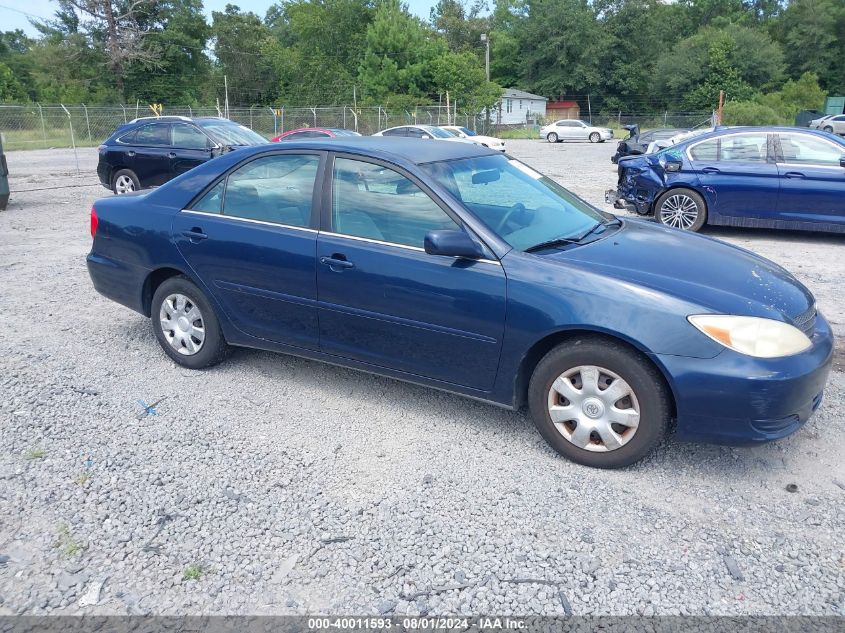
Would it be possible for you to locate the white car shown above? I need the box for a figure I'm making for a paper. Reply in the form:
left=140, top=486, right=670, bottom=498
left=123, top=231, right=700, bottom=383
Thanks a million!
left=439, top=126, right=506, bottom=151
left=540, top=119, right=613, bottom=143
left=809, top=114, right=845, bottom=135
left=372, top=125, right=474, bottom=143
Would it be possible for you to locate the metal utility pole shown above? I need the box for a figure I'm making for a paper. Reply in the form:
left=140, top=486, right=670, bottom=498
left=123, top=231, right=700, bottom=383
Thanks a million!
left=224, top=75, right=230, bottom=119
left=480, top=33, right=490, bottom=81
left=481, top=33, right=490, bottom=133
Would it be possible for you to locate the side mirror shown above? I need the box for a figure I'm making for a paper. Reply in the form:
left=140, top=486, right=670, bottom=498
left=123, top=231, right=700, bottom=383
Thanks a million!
left=424, top=229, right=485, bottom=259
left=664, top=160, right=682, bottom=173
left=840, top=156, right=845, bottom=168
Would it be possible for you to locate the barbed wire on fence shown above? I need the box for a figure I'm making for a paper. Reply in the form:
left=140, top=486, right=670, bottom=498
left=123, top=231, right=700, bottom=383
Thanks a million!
left=0, top=103, right=714, bottom=151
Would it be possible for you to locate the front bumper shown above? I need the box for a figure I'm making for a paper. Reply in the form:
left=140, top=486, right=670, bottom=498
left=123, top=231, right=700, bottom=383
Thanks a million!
left=657, top=313, right=834, bottom=445
left=605, top=187, right=651, bottom=214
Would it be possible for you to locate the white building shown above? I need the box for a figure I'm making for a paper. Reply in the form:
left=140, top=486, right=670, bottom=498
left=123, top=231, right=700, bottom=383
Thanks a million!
left=495, top=88, right=548, bottom=124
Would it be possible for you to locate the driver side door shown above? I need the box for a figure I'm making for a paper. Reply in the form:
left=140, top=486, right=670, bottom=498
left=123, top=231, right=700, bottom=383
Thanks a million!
left=316, top=154, right=507, bottom=392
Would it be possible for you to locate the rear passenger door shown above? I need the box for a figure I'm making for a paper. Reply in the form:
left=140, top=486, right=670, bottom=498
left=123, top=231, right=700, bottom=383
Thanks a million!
left=172, top=152, right=324, bottom=349
left=316, top=155, right=507, bottom=391
left=775, top=131, right=845, bottom=229
left=688, top=132, right=780, bottom=221
left=132, top=123, right=173, bottom=186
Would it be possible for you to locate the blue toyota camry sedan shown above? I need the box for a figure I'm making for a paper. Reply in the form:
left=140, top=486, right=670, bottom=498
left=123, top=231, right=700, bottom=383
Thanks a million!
left=87, top=138, right=833, bottom=468
left=609, top=126, right=845, bottom=233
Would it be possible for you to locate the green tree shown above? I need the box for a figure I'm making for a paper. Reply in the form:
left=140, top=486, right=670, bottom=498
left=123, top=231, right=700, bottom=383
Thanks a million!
left=775, top=0, right=845, bottom=93
left=0, top=61, right=28, bottom=102
left=683, top=38, right=756, bottom=110
left=211, top=5, right=277, bottom=104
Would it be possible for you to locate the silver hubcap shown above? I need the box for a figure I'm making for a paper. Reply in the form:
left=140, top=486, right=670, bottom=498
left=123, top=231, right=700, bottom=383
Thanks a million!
left=115, top=175, right=135, bottom=194
left=660, top=194, right=699, bottom=230
left=590, top=133, right=599, bottom=142
left=547, top=365, right=640, bottom=452
left=548, top=134, right=557, bottom=143
left=159, top=294, right=205, bottom=355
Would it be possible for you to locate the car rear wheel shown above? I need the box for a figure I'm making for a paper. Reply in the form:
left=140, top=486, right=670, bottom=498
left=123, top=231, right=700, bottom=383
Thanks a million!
left=546, top=132, right=559, bottom=143
left=823, top=125, right=834, bottom=133
left=151, top=276, right=230, bottom=369
left=528, top=337, right=670, bottom=468
left=655, top=188, right=707, bottom=232
left=589, top=132, right=601, bottom=143
left=112, top=169, right=140, bottom=195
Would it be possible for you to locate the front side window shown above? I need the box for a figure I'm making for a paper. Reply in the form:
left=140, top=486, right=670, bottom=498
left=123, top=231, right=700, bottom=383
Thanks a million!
left=222, top=154, right=319, bottom=227
left=172, top=123, right=210, bottom=150
left=719, top=134, right=768, bottom=162
left=332, top=157, right=459, bottom=247
left=423, top=154, right=606, bottom=251
left=135, top=124, right=170, bottom=146
left=778, top=133, right=845, bottom=166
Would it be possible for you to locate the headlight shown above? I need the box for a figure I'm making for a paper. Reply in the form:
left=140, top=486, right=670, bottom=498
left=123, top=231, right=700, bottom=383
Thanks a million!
left=688, top=315, right=812, bottom=358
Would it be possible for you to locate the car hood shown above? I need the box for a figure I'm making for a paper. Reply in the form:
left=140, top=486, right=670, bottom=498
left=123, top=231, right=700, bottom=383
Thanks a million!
left=542, top=219, right=814, bottom=322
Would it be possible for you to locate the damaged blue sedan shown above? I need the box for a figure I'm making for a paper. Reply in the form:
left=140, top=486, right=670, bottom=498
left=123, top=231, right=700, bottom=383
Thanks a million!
left=607, top=127, right=845, bottom=233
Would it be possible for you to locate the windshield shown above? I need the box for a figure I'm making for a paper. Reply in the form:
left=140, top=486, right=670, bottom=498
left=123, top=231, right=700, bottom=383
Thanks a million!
left=459, top=127, right=477, bottom=137
left=426, top=127, right=454, bottom=139
left=198, top=120, right=267, bottom=146
left=422, top=154, right=608, bottom=251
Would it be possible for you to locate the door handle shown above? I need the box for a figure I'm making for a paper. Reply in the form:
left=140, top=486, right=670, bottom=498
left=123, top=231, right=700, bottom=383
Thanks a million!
left=168, top=152, right=177, bottom=158
left=701, top=167, right=720, bottom=174
left=182, top=228, right=208, bottom=242
left=320, top=255, right=354, bottom=271
left=784, top=171, right=805, bottom=179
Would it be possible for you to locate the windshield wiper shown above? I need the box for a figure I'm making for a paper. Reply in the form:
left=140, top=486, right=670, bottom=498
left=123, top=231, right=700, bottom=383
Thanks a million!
left=525, top=220, right=621, bottom=253
left=524, top=236, right=580, bottom=253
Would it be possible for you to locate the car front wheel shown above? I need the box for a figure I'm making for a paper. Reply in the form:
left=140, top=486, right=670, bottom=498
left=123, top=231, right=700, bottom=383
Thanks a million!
left=654, top=188, right=707, bottom=232
left=151, top=276, right=230, bottom=369
left=546, top=132, right=558, bottom=143
left=528, top=337, right=670, bottom=468
left=112, top=169, right=140, bottom=195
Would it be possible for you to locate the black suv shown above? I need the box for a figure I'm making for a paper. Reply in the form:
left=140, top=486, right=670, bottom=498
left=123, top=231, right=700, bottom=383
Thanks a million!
left=97, top=116, right=268, bottom=194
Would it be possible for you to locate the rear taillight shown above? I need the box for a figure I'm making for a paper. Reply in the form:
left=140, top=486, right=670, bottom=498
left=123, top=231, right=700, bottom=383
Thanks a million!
left=90, top=206, right=98, bottom=238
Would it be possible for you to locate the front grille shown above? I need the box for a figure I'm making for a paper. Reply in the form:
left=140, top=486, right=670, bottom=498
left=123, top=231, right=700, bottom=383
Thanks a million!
left=792, top=305, right=817, bottom=337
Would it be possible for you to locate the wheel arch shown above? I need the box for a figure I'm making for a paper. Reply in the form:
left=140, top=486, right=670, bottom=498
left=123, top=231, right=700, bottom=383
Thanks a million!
left=141, top=266, right=192, bottom=317
left=649, top=183, right=709, bottom=217
left=512, top=328, right=678, bottom=419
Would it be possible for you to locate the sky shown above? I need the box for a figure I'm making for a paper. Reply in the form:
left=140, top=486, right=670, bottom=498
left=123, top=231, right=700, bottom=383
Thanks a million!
left=0, top=0, right=439, bottom=36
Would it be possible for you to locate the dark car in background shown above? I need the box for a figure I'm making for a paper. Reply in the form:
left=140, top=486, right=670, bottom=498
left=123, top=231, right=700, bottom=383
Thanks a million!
left=607, top=126, right=845, bottom=233
left=97, top=116, right=268, bottom=194
left=271, top=127, right=361, bottom=142
left=611, top=126, right=690, bottom=163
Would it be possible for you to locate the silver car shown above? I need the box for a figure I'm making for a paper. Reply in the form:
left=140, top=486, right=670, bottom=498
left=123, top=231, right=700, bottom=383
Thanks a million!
left=809, top=114, right=845, bottom=135
left=540, top=119, right=613, bottom=143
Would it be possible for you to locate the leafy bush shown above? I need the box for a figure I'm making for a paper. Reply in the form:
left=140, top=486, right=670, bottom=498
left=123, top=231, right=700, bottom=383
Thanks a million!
left=722, top=101, right=784, bottom=126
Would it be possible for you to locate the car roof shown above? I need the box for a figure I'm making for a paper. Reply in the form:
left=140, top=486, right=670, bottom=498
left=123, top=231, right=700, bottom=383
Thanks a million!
left=675, top=126, right=845, bottom=146
left=231, top=136, right=497, bottom=165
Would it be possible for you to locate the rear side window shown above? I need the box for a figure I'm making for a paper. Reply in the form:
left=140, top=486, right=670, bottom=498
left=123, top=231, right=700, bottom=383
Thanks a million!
left=779, top=133, right=844, bottom=166
left=222, top=154, right=320, bottom=227
left=135, top=124, right=171, bottom=146
left=192, top=181, right=224, bottom=214
left=381, top=128, right=406, bottom=137
left=117, top=129, right=137, bottom=143
left=172, top=123, right=209, bottom=150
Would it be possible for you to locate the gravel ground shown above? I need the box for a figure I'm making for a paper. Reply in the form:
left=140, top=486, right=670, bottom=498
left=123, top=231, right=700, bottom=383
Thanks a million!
left=0, top=141, right=843, bottom=616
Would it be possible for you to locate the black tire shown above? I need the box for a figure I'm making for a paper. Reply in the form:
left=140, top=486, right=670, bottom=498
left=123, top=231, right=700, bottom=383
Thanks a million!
left=589, top=132, right=601, bottom=143
left=654, top=188, right=707, bottom=232
left=151, top=276, right=230, bottom=369
left=112, top=168, right=140, bottom=195
left=527, top=337, right=671, bottom=468
left=823, top=125, right=833, bottom=133
left=547, top=132, right=559, bottom=143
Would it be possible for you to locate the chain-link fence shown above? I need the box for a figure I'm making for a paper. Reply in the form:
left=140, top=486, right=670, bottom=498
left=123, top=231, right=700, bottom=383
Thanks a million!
left=0, top=103, right=717, bottom=151
left=0, top=104, right=489, bottom=151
